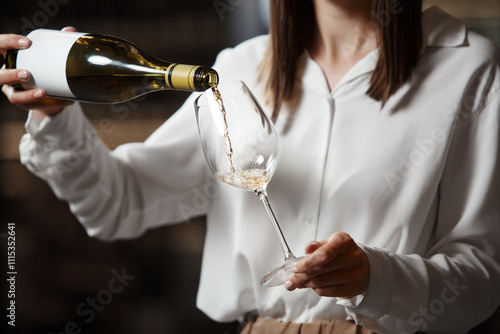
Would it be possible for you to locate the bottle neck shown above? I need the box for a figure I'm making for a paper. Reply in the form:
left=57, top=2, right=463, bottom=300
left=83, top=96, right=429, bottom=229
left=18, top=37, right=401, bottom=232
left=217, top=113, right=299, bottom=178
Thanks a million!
left=162, top=62, right=219, bottom=92
left=125, top=54, right=218, bottom=92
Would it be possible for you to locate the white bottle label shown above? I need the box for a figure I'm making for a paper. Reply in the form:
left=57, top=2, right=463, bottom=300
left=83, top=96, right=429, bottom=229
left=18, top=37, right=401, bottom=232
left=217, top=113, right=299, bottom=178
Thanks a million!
left=16, top=29, right=86, bottom=99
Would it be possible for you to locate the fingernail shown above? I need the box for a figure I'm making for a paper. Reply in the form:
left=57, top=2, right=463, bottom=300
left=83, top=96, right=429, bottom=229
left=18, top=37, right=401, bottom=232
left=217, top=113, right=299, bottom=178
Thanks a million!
left=34, top=90, right=44, bottom=99
left=285, top=281, right=294, bottom=290
left=17, top=70, right=29, bottom=81
left=291, top=266, right=299, bottom=273
left=18, top=38, right=30, bottom=48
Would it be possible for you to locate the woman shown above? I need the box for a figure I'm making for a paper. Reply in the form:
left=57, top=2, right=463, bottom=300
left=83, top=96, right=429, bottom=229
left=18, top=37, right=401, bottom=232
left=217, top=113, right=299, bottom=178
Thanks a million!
left=1, top=0, right=500, bottom=333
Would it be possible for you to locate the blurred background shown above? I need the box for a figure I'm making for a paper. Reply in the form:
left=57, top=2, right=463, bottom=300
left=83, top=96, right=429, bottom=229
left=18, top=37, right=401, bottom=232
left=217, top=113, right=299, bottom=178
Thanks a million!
left=0, top=0, right=499, bottom=333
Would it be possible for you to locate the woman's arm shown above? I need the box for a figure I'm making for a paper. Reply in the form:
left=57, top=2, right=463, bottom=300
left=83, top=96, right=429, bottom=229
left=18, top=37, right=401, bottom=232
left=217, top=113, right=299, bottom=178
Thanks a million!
left=19, top=92, right=209, bottom=240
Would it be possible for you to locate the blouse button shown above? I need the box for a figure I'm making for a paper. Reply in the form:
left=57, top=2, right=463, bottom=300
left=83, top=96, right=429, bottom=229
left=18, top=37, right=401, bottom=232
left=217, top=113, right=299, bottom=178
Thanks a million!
left=305, top=215, right=314, bottom=224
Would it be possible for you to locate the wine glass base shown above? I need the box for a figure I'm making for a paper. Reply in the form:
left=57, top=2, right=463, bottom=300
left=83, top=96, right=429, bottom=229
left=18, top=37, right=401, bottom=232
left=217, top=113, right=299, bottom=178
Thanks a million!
left=260, top=256, right=307, bottom=287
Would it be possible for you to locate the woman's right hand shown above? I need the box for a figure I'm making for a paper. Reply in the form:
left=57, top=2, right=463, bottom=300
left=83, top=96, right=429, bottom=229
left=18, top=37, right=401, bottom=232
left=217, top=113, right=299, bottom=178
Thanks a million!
left=0, top=28, right=76, bottom=118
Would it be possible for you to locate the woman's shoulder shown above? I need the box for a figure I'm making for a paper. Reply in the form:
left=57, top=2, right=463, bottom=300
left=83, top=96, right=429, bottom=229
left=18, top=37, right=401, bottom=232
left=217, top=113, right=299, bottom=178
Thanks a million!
left=420, top=6, right=500, bottom=94
left=451, top=30, right=500, bottom=91
left=212, top=35, right=270, bottom=81
left=465, top=31, right=500, bottom=68
left=217, top=34, right=269, bottom=60
left=422, top=6, right=499, bottom=65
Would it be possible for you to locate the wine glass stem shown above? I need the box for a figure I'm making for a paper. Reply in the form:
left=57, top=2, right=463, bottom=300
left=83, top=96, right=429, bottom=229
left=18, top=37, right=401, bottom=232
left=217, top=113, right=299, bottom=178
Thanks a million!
left=255, top=189, right=295, bottom=261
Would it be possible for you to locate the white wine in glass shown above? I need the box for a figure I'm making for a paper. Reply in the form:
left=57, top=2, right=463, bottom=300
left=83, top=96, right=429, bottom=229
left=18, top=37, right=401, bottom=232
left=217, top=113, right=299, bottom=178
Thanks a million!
left=194, top=80, right=306, bottom=287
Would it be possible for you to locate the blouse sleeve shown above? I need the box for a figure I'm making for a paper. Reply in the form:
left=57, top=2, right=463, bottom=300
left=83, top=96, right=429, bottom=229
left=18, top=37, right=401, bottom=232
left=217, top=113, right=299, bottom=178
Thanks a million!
left=339, top=70, right=500, bottom=333
left=19, top=91, right=211, bottom=240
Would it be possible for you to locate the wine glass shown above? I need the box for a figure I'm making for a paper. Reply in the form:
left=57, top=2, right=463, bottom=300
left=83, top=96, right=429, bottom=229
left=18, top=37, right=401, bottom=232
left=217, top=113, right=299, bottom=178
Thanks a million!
left=194, top=80, right=306, bottom=287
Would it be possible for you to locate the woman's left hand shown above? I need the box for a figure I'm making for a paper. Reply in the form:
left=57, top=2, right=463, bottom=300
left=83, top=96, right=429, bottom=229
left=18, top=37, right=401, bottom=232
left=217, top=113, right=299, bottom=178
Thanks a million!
left=285, top=232, right=370, bottom=298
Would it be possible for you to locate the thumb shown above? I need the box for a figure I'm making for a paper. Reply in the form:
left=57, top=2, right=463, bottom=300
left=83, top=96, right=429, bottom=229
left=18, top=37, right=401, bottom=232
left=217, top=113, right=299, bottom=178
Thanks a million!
left=62, top=26, right=77, bottom=32
left=305, top=240, right=326, bottom=254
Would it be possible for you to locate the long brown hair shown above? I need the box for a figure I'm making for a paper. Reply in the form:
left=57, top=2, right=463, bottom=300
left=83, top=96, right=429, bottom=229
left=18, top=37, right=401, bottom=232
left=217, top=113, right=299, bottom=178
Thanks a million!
left=260, top=0, right=423, bottom=120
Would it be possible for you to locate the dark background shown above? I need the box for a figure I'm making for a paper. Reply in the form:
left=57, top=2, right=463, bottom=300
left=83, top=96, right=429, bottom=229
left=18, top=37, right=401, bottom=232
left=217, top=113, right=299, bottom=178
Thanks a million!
left=0, top=1, right=267, bottom=334
left=0, top=1, right=499, bottom=334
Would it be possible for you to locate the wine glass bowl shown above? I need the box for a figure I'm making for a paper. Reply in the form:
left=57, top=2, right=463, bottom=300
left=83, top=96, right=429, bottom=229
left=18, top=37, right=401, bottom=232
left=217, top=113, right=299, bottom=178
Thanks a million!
left=194, top=80, right=305, bottom=287
left=194, top=81, right=279, bottom=189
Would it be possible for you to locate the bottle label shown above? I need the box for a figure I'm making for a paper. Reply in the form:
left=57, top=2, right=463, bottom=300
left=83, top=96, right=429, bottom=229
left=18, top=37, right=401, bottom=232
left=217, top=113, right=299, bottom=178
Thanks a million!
left=16, top=29, right=86, bottom=98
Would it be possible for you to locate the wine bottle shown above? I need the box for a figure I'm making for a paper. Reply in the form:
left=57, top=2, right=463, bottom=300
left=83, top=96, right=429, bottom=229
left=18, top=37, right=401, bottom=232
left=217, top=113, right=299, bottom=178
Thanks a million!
left=5, top=29, right=219, bottom=103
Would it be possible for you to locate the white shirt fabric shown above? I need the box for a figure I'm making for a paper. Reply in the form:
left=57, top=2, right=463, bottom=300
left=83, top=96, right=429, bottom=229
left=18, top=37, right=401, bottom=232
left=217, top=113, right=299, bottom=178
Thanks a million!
left=19, top=6, right=500, bottom=334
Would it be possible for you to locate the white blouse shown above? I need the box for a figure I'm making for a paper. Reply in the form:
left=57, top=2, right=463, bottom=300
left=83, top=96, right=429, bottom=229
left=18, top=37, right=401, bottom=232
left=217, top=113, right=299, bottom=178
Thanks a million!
left=20, top=6, right=500, bottom=334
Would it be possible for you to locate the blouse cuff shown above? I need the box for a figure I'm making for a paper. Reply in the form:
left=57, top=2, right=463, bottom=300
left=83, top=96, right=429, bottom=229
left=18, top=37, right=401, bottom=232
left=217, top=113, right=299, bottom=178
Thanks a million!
left=20, top=103, right=98, bottom=180
left=24, top=103, right=86, bottom=146
left=337, top=245, right=396, bottom=321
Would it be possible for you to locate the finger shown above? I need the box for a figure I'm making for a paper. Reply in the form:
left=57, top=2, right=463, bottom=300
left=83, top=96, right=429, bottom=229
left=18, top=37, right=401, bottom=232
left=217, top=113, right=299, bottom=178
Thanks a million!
left=0, top=34, right=31, bottom=54
left=285, top=267, right=349, bottom=292
left=3, top=85, right=73, bottom=113
left=312, top=281, right=366, bottom=299
left=294, top=233, right=353, bottom=272
left=287, top=253, right=357, bottom=291
left=288, top=265, right=367, bottom=297
left=300, top=265, right=366, bottom=289
left=3, top=85, right=45, bottom=105
left=0, top=69, right=31, bottom=86
left=305, top=240, right=325, bottom=254
left=310, top=267, right=368, bottom=298
left=62, top=26, right=77, bottom=32
left=295, top=249, right=361, bottom=280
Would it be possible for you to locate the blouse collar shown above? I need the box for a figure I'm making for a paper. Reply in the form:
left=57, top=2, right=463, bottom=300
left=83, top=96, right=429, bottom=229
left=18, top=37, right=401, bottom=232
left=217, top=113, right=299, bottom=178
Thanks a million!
left=300, top=5, right=468, bottom=96
left=421, top=5, right=468, bottom=49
